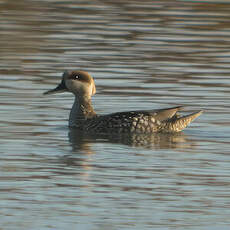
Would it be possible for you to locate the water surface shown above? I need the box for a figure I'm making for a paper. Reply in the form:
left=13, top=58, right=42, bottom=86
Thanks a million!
left=1, top=0, right=230, bottom=229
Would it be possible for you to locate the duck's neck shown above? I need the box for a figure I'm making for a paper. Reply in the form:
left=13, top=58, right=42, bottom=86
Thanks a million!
left=69, top=95, right=97, bottom=128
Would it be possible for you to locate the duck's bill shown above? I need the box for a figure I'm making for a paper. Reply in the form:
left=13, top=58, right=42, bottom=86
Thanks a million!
left=43, top=80, right=68, bottom=95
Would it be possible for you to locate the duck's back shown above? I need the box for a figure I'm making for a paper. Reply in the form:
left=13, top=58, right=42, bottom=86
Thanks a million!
left=86, top=110, right=156, bottom=133
left=84, top=106, right=202, bottom=133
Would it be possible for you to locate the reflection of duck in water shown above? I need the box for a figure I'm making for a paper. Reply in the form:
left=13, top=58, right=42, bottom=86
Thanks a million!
left=44, top=70, right=202, bottom=133
left=68, top=129, right=196, bottom=150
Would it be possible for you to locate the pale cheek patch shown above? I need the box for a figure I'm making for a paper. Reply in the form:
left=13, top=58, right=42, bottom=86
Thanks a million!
left=66, top=80, right=83, bottom=93
left=66, top=80, right=95, bottom=97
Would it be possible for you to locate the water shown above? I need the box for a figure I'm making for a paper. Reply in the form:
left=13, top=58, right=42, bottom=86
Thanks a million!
left=1, top=0, right=230, bottom=229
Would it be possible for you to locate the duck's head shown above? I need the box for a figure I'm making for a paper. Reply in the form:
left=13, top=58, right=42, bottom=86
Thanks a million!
left=44, top=70, right=96, bottom=98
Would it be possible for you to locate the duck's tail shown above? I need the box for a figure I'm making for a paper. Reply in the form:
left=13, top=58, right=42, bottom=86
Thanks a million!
left=162, top=110, right=203, bottom=132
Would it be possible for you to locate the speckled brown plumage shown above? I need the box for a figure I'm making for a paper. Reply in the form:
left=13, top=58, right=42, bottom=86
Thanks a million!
left=83, top=108, right=202, bottom=133
left=44, top=70, right=203, bottom=133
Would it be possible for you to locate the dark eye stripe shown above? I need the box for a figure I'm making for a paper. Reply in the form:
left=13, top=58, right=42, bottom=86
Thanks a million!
left=68, top=72, right=91, bottom=83
left=70, top=74, right=80, bottom=80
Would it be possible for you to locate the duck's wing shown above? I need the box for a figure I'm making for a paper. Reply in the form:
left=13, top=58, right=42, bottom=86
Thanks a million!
left=85, top=106, right=202, bottom=133
left=98, top=105, right=183, bottom=121
left=146, top=105, right=184, bottom=121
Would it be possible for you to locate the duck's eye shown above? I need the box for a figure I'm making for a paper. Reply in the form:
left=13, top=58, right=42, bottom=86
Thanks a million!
left=73, top=75, right=79, bottom=80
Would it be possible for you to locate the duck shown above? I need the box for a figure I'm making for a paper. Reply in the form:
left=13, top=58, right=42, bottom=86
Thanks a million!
left=44, top=70, right=202, bottom=133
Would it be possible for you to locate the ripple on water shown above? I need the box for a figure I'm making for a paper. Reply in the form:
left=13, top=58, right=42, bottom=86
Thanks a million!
left=1, top=0, right=230, bottom=229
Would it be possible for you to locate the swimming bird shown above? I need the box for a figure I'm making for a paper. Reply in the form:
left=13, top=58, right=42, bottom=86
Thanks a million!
left=44, top=70, right=202, bottom=133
